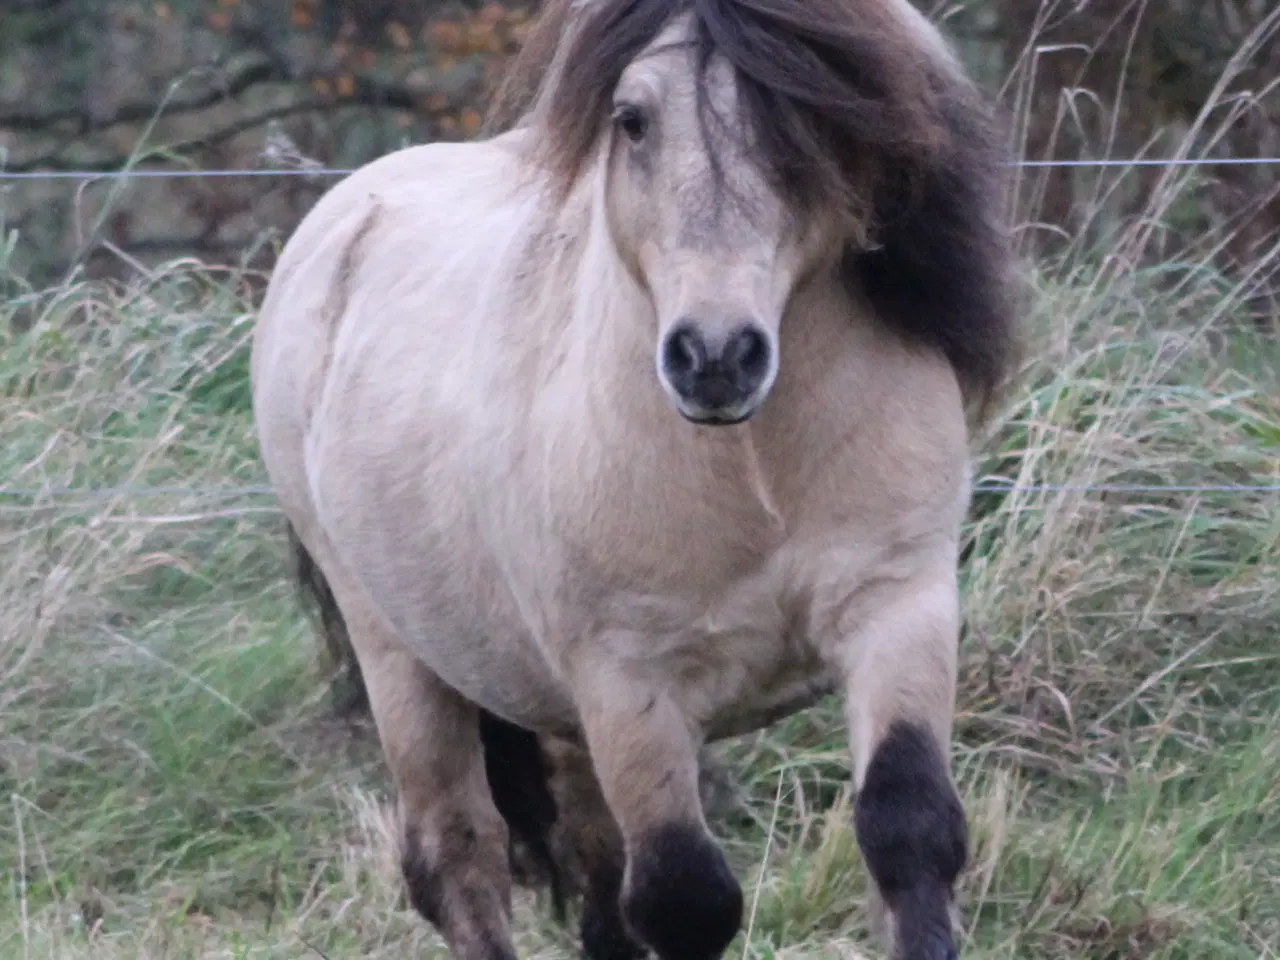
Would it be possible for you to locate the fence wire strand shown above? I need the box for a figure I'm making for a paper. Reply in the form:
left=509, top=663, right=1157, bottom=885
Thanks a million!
left=2, top=481, right=1278, bottom=506
left=1, top=156, right=1280, bottom=182
left=2, top=153, right=1277, bottom=518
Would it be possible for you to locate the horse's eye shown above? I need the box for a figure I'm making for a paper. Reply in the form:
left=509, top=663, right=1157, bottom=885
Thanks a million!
left=612, top=104, right=649, bottom=143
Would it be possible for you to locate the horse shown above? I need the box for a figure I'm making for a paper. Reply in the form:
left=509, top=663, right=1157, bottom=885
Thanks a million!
left=250, top=0, right=1019, bottom=956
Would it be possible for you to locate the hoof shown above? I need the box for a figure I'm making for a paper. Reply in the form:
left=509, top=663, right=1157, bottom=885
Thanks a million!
left=622, top=823, right=742, bottom=960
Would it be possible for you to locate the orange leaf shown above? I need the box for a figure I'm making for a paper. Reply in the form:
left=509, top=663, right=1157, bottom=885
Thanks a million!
left=387, top=21, right=412, bottom=50
left=336, top=73, right=356, bottom=97
left=311, top=76, right=332, bottom=95
left=464, top=22, right=496, bottom=53
left=428, top=21, right=465, bottom=52
left=461, top=108, right=482, bottom=135
left=207, top=10, right=230, bottom=30
left=478, top=3, right=506, bottom=25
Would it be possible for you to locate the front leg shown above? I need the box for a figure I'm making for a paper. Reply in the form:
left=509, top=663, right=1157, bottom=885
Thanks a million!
left=570, top=655, right=744, bottom=960
left=537, top=733, right=647, bottom=960
left=826, top=565, right=969, bottom=960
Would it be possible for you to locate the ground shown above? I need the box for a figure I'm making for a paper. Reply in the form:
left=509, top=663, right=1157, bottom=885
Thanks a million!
left=1, top=253, right=1278, bottom=959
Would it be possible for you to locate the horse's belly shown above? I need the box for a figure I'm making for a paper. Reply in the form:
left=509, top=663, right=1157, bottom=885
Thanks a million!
left=325, top=468, right=839, bottom=741
left=313, top=469, right=581, bottom=733
left=375, top=566, right=581, bottom=733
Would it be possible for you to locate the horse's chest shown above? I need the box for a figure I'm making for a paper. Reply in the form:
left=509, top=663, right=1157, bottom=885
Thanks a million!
left=571, top=551, right=837, bottom=739
left=512, top=424, right=850, bottom=733
left=542, top=452, right=788, bottom=600
left=490, top=519, right=829, bottom=736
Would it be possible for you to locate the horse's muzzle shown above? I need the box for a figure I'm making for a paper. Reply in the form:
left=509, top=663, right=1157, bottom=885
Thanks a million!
left=660, top=319, right=774, bottom=424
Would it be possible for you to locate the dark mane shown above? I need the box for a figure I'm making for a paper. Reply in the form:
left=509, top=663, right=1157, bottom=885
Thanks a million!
left=488, top=0, right=1021, bottom=418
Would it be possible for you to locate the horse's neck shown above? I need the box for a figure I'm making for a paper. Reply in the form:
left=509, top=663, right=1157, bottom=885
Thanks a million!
left=558, top=192, right=664, bottom=420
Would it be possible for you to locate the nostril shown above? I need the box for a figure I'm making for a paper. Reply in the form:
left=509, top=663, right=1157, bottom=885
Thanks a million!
left=663, top=324, right=707, bottom=378
left=725, top=326, right=771, bottom=382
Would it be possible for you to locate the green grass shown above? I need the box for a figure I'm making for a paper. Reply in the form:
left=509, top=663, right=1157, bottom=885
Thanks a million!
left=1, top=250, right=1278, bottom=959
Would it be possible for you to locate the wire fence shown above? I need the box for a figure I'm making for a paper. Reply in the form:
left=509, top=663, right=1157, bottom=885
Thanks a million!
left=1, top=152, right=1277, bottom=518
left=2, top=480, right=1278, bottom=505
left=2, top=156, right=1280, bottom=181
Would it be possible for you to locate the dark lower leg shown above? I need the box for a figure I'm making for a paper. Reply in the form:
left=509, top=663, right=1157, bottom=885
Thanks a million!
left=622, top=822, right=742, bottom=960
left=359, top=641, right=517, bottom=959
left=537, top=735, right=647, bottom=959
left=854, top=720, right=967, bottom=960
left=582, top=858, right=647, bottom=960
left=574, top=673, right=742, bottom=960
left=400, top=807, right=516, bottom=960
left=830, top=571, right=967, bottom=959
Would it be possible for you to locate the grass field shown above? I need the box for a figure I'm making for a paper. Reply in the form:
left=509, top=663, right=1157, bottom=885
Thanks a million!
left=1, top=241, right=1278, bottom=960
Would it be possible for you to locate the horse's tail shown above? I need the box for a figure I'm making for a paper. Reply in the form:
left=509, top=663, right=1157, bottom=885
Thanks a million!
left=284, top=520, right=567, bottom=920
left=288, top=520, right=371, bottom=718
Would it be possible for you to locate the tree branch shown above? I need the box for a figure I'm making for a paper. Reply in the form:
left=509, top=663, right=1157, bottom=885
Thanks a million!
left=5, top=66, right=487, bottom=174
left=0, top=59, right=286, bottom=134
left=4, top=100, right=328, bottom=173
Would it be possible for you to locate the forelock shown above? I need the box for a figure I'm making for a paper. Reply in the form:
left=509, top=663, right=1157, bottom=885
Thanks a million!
left=488, top=0, right=1019, bottom=410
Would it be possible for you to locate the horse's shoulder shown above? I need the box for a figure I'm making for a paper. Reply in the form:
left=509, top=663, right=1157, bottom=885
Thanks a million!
left=348, top=132, right=531, bottom=206
left=275, top=139, right=520, bottom=260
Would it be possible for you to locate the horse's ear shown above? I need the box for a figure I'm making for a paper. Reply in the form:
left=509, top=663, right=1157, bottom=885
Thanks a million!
left=848, top=92, right=1018, bottom=418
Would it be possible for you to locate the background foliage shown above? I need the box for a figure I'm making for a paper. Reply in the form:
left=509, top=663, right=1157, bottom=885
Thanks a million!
left=2, top=2, right=1279, bottom=958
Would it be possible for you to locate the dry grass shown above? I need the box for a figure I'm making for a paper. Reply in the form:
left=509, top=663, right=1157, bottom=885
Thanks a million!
left=0, top=237, right=1276, bottom=959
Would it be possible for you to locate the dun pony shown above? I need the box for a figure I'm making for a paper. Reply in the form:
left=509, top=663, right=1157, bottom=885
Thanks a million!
left=251, top=0, right=1019, bottom=957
